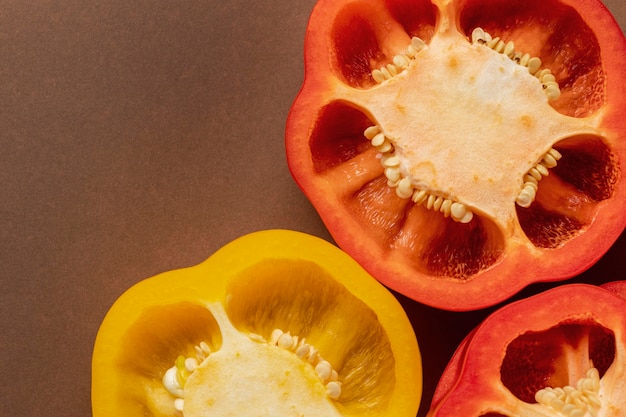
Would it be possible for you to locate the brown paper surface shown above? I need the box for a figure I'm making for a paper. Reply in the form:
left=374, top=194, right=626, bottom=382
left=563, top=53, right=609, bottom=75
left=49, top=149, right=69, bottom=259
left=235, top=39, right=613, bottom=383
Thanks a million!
left=1, top=1, right=624, bottom=416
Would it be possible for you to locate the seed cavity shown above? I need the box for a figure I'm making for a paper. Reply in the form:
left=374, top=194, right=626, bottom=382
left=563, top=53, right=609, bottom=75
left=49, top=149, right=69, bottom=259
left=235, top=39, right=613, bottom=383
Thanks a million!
left=364, top=124, right=474, bottom=223
left=372, top=37, right=427, bottom=83
left=515, top=148, right=562, bottom=208
left=162, top=330, right=342, bottom=413
left=535, top=367, right=602, bottom=417
left=471, top=27, right=561, bottom=101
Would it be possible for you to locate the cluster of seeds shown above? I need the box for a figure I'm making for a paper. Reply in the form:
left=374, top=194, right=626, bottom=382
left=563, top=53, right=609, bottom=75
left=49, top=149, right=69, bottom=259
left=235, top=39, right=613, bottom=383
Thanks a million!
left=535, top=368, right=602, bottom=417
left=363, top=124, right=474, bottom=223
left=471, top=27, right=561, bottom=101
left=371, top=37, right=427, bottom=83
left=515, top=148, right=562, bottom=208
left=268, top=328, right=342, bottom=400
left=162, top=341, right=212, bottom=413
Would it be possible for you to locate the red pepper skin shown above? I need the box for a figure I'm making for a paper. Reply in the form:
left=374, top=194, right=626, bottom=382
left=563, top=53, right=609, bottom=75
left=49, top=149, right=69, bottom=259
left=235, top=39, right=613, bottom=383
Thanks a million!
left=427, top=281, right=626, bottom=417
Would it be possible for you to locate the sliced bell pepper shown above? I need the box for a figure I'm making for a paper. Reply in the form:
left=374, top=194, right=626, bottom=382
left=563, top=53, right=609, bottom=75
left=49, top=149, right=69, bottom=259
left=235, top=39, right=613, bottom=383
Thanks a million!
left=286, top=0, right=626, bottom=310
left=91, top=229, right=422, bottom=417
left=428, top=281, right=626, bottom=417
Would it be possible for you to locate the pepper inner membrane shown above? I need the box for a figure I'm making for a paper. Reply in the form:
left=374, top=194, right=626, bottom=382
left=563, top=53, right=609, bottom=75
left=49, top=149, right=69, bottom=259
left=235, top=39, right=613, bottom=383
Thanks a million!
left=225, top=259, right=396, bottom=414
left=500, top=320, right=616, bottom=404
left=516, top=135, right=617, bottom=248
left=117, top=302, right=222, bottom=415
left=330, top=0, right=438, bottom=88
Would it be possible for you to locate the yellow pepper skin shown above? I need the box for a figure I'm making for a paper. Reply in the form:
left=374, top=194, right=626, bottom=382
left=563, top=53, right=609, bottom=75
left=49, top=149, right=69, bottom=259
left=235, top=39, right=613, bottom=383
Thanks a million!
left=92, top=229, right=422, bottom=417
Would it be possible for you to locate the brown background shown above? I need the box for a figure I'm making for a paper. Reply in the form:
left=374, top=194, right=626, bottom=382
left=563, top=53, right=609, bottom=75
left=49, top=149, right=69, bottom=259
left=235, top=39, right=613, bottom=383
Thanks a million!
left=1, top=1, right=625, bottom=416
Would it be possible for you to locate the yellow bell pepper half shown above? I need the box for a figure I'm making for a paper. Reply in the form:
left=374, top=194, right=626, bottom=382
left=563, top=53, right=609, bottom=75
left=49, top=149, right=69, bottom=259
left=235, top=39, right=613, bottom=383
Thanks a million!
left=92, top=229, right=422, bottom=417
